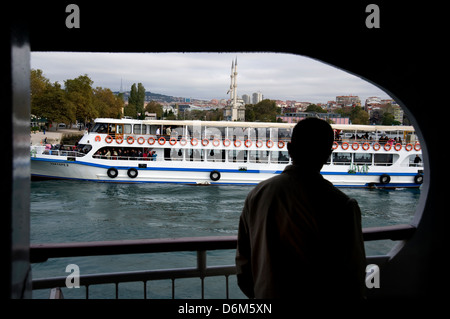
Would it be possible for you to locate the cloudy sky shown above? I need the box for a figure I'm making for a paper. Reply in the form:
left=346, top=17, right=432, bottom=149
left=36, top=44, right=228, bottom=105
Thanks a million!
left=31, top=52, right=392, bottom=104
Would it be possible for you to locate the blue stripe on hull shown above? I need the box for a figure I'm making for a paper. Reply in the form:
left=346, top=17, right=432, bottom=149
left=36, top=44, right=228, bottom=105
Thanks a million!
left=31, top=157, right=419, bottom=177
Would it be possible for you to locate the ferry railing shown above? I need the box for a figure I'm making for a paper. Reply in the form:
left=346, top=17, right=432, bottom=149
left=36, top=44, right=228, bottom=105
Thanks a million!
left=30, top=224, right=416, bottom=299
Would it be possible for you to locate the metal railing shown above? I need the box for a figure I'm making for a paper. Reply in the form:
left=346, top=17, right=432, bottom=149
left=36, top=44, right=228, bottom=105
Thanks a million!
left=31, top=224, right=416, bottom=299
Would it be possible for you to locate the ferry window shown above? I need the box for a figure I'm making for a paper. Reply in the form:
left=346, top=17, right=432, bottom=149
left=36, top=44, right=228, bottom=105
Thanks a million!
left=187, top=149, right=203, bottom=161
left=187, top=125, right=201, bottom=139
left=124, top=124, right=132, bottom=134
left=278, top=128, right=291, bottom=141
left=169, top=126, right=183, bottom=139
left=206, top=149, right=225, bottom=162
left=408, top=154, right=423, bottom=167
left=133, top=124, right=142, bottom=134
left=249, top=150, right=269, bottom=164
left=169, top=148, right=184, bottom=161
left=270, top=151, right=290, bottom=164
left=205, top=126, right=223, bottom=140
left=332, top=152, right=351, bottom=165
left=227, top=150, right=247, bottom=163
left=164, top=148, right=171, bottom=160
left=374, top=154, right=394, bottom=166
left=354, top=153, right=372, bottom=165
left=231, top=127, right=246, bottom=141
left=149, top=125, right=158, bottom=135
left=92, top=123, right=107, bottom=133
left=108, top=124, right=116, bottom=135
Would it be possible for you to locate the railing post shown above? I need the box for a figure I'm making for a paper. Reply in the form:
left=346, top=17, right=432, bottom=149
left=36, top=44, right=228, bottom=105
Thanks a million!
left=197, top=250, right=206, bottom=299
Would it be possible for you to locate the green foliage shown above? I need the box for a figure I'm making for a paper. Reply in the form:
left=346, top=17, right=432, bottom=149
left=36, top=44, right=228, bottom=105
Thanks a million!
left=336, top=105, right=369, bottom=124
left=93, top=87, right=124, bottom=119
left=65, top=75, right=97, bottom=122
left=127, top=83, right=146, bottom=119
left=145, top=101, right=163, bottom=119
left=31, top=69, right=125, bottom=125
left=305, top=104, right=327, bottom=113
left=245, top=99, right=279, bottom=122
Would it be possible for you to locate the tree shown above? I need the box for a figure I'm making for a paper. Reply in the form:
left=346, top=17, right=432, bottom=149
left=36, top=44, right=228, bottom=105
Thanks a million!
left=30, top=69, right=50, bottom=110
left=127, top=83, right=146, bottom=119
left=337, top=105, right=369, bottom=124
left=305, top=104, right=327, bottom=113
left=93, top=87, right=124, bottom=118
left=65, top=75, right=97, bottom=124
left=31, top=69, right=76, bottom=127
left=145, top=101, right=163, bottom=119
left=350, top=105, right=369, bottom=124
left=246, top=99, right=279, bottom=122
left=33, top=82, right=76, bottom=127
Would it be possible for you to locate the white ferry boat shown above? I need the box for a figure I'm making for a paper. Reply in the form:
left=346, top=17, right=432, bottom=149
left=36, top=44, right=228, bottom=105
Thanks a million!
left=30, top=118, right=424, bottom=188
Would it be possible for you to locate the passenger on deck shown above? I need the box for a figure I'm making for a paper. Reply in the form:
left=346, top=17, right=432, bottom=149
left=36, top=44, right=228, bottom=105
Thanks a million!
left=236, top=117, right=367, bottom=300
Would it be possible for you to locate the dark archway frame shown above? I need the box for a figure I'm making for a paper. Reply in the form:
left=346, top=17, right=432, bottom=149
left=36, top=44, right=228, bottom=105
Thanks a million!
left=5, top=2, right=441, bottom=300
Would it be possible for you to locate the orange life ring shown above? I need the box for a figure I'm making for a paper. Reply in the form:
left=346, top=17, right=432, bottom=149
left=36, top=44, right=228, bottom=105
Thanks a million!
left=127, top=136, right=135, bottom=144
left=244, top=139, right=252, bottom=148
left=137, top=137, right=145, bottom=144
left=116, top=136, right=124, bottom=144
left=352, top=142, right=359, bottom=151
left=105, top=135, right=113, bottom=143
left=405, top=143, right=413, bottom=151
left=179, top=138, right=187, bottom=146
left=256, top=140, right=263, bottom=148
left=332, top=142, right=339, bottom=150
left=414, top=143, right=421, bottom=151
left=373, top=143, right=381, bottom=151
left=95, top=135, right=101, bottom=142
left=341, top=142, right=349, bottom=150
left=191, top=138, right=198, bottom=146
left=394, top=143, right=402, bottom=151
left=223, top=139, right=231, bottom=147
left=266, top=140, right=274, bottom=148
left=158, top=137, right=166, bottom=145
left=362, top=142, right=370, bottom=150
left=202, top=138, right=209, bottom=146
left=278, top=140, right=285, bottom=148
left=212, top=139, right=220, bottom=147
left=384, top=143, right=392, bottom=151
left=148, top=136, right=156, bottom=145
left=169, top=137, right=177, bottom=145
left=234, top=139, right=242, bottom=147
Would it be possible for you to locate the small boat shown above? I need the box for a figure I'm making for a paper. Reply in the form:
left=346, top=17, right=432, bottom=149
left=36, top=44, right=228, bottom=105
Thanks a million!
left=30, top=118, right=423, bottom=187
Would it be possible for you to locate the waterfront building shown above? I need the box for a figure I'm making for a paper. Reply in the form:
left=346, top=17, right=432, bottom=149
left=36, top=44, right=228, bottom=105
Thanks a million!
left=252, top=91, right=263, bottom=104
left=242, top=94, right=251, bottom=104
left=336, top=95, right=361, bottom=107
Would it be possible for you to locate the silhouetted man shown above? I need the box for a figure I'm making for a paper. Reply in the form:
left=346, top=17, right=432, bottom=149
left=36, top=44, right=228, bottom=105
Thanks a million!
left=236, top=118, right=366, bottom=299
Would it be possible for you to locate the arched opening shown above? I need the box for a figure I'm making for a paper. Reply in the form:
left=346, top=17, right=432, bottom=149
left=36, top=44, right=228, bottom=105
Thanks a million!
left=29, top=52, right=428, bottom=298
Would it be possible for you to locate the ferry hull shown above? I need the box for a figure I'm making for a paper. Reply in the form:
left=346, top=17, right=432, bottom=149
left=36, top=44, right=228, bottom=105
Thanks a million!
left=31, top=157, right=422, bottom=188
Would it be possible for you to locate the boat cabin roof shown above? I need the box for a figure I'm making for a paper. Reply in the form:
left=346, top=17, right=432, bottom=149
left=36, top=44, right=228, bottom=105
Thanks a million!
left=94, top=118, right=415, bottom=132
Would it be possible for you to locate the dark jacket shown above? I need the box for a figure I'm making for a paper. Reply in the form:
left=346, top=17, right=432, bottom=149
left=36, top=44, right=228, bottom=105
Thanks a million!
left=236, top=165, right=366, bottom=299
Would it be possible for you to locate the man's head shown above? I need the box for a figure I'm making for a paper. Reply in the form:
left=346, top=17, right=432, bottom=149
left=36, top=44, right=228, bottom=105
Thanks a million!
left=287, top=117, right=334, bottom=170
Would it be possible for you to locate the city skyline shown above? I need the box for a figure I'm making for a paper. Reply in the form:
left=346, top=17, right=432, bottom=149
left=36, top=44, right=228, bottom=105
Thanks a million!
left=31, top=52, right=393, bottom=104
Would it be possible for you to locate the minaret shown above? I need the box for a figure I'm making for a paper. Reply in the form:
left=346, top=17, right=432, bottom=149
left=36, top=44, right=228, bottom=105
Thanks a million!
left=233, top=57, right=238, bottom=107
left=225, top=57, right=244, bottom=121
left=229, top=60, right=235, bottom=101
